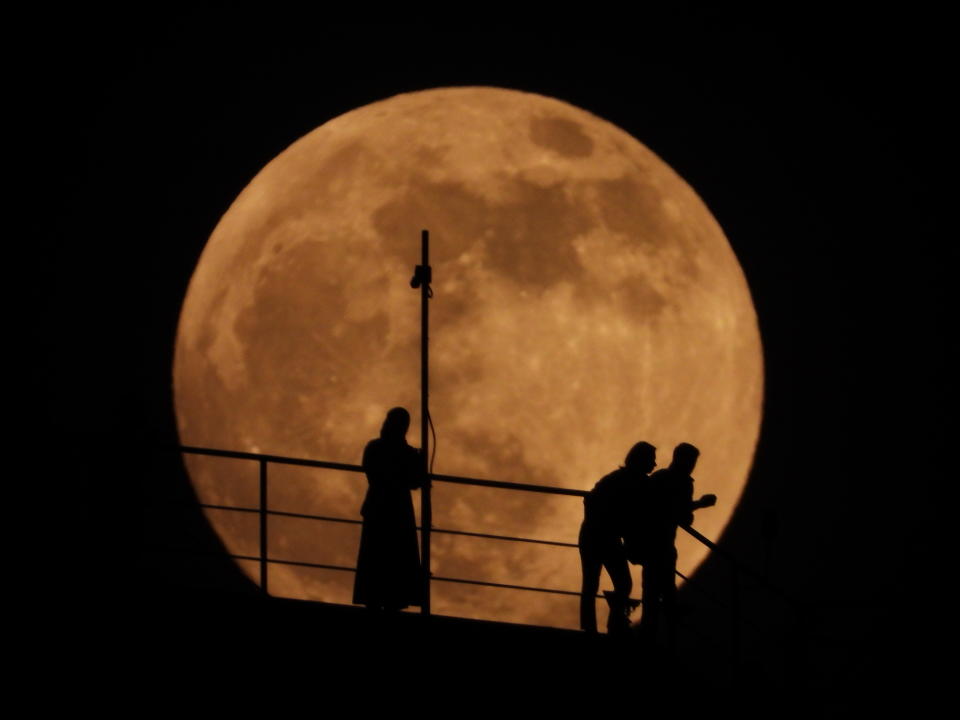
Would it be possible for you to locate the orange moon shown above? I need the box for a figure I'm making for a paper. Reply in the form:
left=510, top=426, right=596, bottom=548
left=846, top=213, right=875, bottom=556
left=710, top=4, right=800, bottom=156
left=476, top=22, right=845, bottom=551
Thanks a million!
left=174, top=87, right=763, bottom=629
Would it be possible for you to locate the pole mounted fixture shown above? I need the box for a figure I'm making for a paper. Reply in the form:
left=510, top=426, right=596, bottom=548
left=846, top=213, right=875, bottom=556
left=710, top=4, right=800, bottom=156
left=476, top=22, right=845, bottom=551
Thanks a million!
left=410, top=261, right=432, bottom=290
left=413, top=229, right=432, bottom=616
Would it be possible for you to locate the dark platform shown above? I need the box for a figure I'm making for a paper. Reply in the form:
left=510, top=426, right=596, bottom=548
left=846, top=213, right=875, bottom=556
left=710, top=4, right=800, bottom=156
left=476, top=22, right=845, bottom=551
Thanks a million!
left=124, top=586, right=713, bottom=706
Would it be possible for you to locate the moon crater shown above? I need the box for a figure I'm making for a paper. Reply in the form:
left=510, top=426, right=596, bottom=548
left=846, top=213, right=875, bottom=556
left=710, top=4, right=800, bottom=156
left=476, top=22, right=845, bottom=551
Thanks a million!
left=529, top=115, right=595, bottom=157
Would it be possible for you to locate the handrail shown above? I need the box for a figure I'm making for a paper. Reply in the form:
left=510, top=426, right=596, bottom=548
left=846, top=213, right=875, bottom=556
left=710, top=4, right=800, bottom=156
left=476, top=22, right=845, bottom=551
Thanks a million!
left=172, top=443, right=722, bottom=581
left=177, top=444, right=588, bottom=497
left=188, top=500, right=579, bottom=548
left=168, top=443, right=760, bottom=642
left=430, top=471, right=587, bottom=497
left=176, top=444, right=729, bottom=554
left=150, top=544, right=610, bottom=600
left=178, top=444, right=365, bottom=473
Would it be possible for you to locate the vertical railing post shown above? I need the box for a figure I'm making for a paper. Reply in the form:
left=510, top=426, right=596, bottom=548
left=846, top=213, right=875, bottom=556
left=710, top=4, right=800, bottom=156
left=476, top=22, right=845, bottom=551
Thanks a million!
left=259, top=458, right=269, bottom=596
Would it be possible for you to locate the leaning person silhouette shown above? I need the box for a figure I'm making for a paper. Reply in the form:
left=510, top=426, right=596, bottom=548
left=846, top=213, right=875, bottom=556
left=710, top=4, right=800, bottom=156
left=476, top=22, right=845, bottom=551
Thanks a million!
left=579, top=442, right=657, bottom=635
left=353, top=407, right=425, bottom=611
left=630, top=442, right=716, bottom=645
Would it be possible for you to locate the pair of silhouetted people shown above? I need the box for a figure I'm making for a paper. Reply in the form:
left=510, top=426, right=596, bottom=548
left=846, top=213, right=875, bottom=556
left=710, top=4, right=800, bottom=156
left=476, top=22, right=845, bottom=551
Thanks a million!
left=352, top=407, right=425, bottom=611
left=579, top=441, right=716, bottom=639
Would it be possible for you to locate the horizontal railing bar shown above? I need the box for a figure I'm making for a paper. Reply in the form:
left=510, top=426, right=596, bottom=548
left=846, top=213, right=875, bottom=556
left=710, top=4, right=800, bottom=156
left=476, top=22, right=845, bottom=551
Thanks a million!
left=148, top=545, right=629, bottom=601
left=191, top=502, right=261, bottom=515
left=431, top=575, right=580, bottom=597
left=177, top=445, right=586, bottom=497
left=431, top=472, right=587, bottom=497
left=267, top=509, right=362, bottom=525
left=431, top=527, right=578, bottom=548
left=431, top=574, right=639, bottom=604
left=254, top=558, right=581, bottom=600
left=179, top=445, right=364, bottom=473
left=264, top=558, right=356, bottom=573
left=192, top=501, right=577, bottom=548
left=681, top=524, right=717, bottom=550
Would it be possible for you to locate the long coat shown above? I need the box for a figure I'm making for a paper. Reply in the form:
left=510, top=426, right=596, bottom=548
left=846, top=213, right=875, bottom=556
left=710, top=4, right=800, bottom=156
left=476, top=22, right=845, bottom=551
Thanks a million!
left=352, top=436, right=424, bottom=608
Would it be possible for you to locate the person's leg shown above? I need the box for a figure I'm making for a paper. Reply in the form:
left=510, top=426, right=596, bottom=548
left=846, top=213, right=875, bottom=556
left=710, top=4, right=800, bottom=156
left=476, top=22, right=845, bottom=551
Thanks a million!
left=603, top=550, right=634, bottom=635
left=579, top=545, right=602, bottom=633
left=638, top=557, right=662, bottom=637
left=661, top=550, right=679, bottom=649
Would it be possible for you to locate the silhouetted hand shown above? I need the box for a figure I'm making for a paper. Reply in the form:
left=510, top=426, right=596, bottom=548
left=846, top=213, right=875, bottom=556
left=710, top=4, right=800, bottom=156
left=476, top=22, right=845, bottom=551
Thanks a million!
left=699, top=493, right=717, bottom=507
left=416, top=448, right=430, bottom=488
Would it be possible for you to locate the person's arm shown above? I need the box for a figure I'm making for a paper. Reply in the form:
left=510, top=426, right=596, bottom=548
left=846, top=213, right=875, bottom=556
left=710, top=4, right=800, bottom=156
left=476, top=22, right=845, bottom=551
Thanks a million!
left=362, top=440, right=384, bottom=487
left=693, top=494, right=717, bottom=510
left=404, top=445, right=427, bottom=490
left=677, top=476, right=695, bottom=526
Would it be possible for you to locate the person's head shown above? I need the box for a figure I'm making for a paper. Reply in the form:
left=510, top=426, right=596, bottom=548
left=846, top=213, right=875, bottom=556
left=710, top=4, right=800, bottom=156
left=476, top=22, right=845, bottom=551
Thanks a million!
left=670, top=442, right=700, bottom=475
left=380, top=407, right=410, bottom=440
left=624, top=441, right=657, bottom=475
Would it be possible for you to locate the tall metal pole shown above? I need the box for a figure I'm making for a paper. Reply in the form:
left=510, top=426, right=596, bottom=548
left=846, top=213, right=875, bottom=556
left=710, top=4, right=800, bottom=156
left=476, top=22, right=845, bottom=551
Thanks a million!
left=417, top=229, right=432, bottom=616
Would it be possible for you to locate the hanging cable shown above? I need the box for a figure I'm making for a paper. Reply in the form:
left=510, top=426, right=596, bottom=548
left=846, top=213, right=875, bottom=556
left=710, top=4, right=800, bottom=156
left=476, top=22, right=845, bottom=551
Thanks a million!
left=427, top=409, right=437, bottom=475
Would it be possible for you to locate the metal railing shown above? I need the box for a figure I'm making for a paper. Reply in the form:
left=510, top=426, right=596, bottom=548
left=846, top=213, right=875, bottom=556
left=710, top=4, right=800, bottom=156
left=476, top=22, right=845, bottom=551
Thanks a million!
left=164, top=443, right=777, bottom=660
left=176, top=444, right=591, bottom=601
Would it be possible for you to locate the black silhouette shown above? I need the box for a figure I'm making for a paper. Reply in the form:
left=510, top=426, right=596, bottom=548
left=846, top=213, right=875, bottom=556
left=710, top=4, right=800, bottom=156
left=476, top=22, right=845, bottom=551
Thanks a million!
left=579, top=441, right=657, bottom=634
left=631, top=442, right=716, bottom=643
left=352, top=407, right=426, bottom=611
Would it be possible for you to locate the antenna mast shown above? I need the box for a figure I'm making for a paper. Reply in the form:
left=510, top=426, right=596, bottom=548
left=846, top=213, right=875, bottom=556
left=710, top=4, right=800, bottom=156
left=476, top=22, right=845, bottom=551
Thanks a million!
left=410, top=229, right=432, bottom=616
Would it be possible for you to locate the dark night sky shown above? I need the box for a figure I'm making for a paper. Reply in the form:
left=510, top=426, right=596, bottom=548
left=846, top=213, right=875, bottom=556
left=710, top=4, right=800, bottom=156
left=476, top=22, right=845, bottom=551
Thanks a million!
left=38, top=12, right=951, bottom=696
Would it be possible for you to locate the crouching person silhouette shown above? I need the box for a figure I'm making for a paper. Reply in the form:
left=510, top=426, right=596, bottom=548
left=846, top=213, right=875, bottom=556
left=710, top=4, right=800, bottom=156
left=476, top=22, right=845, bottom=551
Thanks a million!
left=579, top=442, right=656, bottom=635
left=353, top=407, right=425, bottom=612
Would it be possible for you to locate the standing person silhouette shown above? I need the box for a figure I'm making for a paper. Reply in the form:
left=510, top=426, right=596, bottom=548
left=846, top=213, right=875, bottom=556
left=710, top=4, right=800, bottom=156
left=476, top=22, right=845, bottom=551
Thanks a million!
left=352, top=407, right=425, bottom=611
left=636, top=442, right=716, bottom=643
left=579, top=442, right=656, bottom=634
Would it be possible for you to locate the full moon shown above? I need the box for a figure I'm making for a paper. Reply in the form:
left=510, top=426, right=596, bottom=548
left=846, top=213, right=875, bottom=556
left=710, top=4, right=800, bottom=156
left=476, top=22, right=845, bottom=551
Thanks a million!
left=174, top=87, right=763, bottom=629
